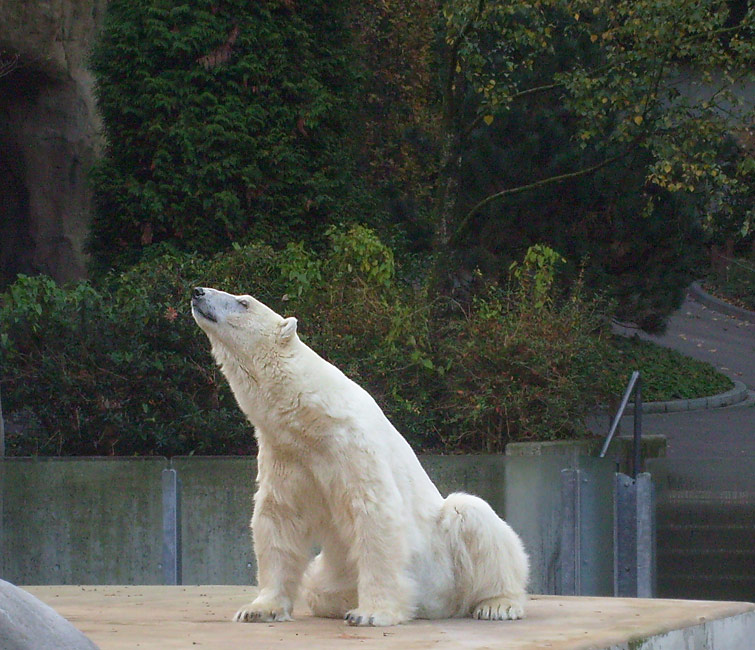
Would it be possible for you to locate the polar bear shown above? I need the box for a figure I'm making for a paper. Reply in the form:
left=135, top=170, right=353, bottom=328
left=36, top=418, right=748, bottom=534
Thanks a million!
left=191, top=287, right=529, bottom=626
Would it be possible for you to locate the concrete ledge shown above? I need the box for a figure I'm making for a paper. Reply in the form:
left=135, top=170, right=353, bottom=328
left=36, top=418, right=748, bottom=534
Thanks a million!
left=506, top=437, right=667, bottom=477
left=602, top=380, right=748, bottom=415
left=23, top=586, right=755, bottom=650
left=688, top=281, right=755, bottom=325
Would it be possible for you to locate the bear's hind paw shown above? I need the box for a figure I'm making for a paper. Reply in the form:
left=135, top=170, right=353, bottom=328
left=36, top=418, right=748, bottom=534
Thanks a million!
left=344, top=608, right=404, bottom=627
left=472, top=596, right=525, bottom=621
left=233, top=599, right=293, bottom=623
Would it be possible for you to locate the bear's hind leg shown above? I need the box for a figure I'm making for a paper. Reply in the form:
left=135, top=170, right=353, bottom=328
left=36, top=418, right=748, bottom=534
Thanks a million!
left=441, top=492, right=529, bottom=621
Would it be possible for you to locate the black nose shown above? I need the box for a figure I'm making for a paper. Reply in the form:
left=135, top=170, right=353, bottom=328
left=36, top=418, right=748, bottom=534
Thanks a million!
left=193, top=287, right=204, bottom=299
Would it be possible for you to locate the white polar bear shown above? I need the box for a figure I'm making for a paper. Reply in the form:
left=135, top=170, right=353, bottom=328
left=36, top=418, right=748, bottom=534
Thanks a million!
left=191, top=287, right=529, bottom=627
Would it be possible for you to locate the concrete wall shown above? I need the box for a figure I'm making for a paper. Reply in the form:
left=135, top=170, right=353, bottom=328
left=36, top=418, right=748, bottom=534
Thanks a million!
left=171, top=457, right=257, bottom=585
left=1, top=457, right=166, bottom=584
left=0, top=454, right=617, bottom=593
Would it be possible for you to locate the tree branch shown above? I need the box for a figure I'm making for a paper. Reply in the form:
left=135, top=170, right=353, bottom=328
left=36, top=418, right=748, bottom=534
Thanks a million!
left=450, top=139, right=644, bottom=246
left=443, top=0, right=486, bottom=130
left=0, top=52, right=19, bottom=79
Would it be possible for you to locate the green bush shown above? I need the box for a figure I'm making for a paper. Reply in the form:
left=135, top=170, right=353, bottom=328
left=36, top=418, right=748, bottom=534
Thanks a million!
left=0, top=229, right=439, bottom=455
left=438, top=252, right=609, bottom=451
left=0, top=244, right=286, bottom=456
left=280, top=226, right=442, bottom=450
left=88, top=0, right=367, bottom=270
left=3, top=232, right=685, bottom=457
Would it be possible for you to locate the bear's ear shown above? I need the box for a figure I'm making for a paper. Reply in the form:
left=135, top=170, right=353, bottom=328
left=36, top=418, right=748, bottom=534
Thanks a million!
left=278, top=317, right=298, bottom=344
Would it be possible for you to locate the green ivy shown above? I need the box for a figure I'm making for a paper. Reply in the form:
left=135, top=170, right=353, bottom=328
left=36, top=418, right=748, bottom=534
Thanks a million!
left=89, top=0, right=367, bottom=270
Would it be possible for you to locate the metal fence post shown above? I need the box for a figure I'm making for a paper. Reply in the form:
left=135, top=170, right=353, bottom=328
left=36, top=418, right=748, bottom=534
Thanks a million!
left=615, top=473, right=637, bottom=596
left=615, top=472, right=656, bottom=597
left=559, top=468, right=581, bottom=595
left=162, top=468, right=182, bottom=585
left=636, top=473, right=656, bottom=597
left=1, top=386, right=5, bottom=458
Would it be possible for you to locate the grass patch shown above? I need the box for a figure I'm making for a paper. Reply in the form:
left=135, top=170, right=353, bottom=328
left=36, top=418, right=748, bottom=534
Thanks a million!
left=600, top=335, right=734, bottom=403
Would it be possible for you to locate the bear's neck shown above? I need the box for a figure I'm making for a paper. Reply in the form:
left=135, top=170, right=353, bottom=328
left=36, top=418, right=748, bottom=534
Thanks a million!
left=213, top=340, right=298, bottom=423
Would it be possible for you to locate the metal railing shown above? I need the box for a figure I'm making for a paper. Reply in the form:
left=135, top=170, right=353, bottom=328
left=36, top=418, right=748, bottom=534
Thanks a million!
left=596, top=371, right=655, bottom=597
left=599, top=370, right=643, bottom=477
left=0, top=385, right=4, bottom=457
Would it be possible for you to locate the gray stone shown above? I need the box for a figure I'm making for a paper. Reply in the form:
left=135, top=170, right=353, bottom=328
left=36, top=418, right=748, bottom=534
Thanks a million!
left=0, top=0, right=106, bottom=286
left=0, top=579, right=99, bottom=650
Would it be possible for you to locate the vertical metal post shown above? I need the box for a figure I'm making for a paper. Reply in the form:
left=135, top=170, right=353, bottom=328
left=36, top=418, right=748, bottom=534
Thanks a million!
left=614, top=472, right=656, bottom=597
left=0, top=386, right=5, bottom=457
left=635, top=473, right=656, bottom=598
left=559, top=469, right=581, bottom=595
left=162, top=468, right=182, bottom=585
left=614, top=473, right=637, bottom=596
left=632, top=378, right=643, bottom=478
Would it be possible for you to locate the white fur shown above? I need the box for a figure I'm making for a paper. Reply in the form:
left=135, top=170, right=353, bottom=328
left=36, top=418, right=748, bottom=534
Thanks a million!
left=191, top=287, right=529, bottom=626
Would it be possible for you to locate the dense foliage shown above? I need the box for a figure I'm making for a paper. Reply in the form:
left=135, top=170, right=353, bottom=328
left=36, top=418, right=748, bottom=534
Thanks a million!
left=453, top=1, right=752, bottom=327
left=0, top=234, right=578, bottom=455
left=88, top=0, right=367, bottom=270
left=87, top=0, right=754, bottom=327
left=3, top=1, right=751, bottom=456
left=0, top=231, right=734, bottom=457
left=352, top=0, right=753, bottom=328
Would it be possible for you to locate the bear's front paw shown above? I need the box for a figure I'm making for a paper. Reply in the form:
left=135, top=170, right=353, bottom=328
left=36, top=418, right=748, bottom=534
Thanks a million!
left=233, top=598, right=293, bottom=623
left=472, top=596, right=525, bottom=621
left=344, top=608, right=404, bottom=627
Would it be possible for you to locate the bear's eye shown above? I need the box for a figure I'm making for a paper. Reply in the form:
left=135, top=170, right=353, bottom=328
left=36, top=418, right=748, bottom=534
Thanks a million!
left=238, top=299, right=249, bottom=309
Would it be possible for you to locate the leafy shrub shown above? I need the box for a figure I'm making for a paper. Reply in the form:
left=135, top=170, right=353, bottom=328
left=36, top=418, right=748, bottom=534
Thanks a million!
left=0, top=244, right=288, bottom=456
left=438, top=250, right=609, bottom=451
left=6, top=233, right=718, bottom=457
left=278, top=226, right=442, bottom=450
left=88, top=0, right=367, bottom=270
left=0, top=228, right=439, bottom=455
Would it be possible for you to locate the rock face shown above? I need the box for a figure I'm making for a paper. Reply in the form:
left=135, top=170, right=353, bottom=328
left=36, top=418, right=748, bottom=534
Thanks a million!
left=0, top=579, right=100, bottom=650
left=0, top=0, right=107, bottom=287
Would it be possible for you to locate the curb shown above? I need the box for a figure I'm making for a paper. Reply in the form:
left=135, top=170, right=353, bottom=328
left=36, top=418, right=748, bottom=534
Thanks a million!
left=688, top=281, right=755, bottom=325
left=614, top=379, right=749, bottom=415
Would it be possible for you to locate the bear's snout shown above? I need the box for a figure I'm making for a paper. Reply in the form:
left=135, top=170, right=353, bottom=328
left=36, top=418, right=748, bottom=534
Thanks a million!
left=191, top=287, right=219, bottom=324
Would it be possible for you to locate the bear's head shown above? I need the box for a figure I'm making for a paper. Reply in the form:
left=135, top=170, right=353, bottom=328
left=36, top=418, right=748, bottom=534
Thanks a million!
left=191, top=287, right=298, bottom=362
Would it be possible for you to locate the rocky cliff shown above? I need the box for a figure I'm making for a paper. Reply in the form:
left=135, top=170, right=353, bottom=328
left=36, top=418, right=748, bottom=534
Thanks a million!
left=0, top=0, right=107, bottom=286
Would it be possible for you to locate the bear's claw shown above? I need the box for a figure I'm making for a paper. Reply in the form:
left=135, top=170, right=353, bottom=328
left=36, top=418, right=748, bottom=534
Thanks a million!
left=344, top=608, right=402, bottom=626
left=344, top=612, right=374, bottom=626
left=472, top=596, right=525, bottom=621
left=233, top=600, right=293, bottom=623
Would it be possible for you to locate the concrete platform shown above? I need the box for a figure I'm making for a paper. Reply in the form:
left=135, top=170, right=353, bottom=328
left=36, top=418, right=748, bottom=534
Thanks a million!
left=23, top=586, right=755, bottom=650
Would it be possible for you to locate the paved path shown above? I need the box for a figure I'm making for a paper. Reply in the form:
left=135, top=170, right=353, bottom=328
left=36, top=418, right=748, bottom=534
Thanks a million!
left=612, top=295, right=755, bottom=459
left=614, top=297, right=755, bottom=387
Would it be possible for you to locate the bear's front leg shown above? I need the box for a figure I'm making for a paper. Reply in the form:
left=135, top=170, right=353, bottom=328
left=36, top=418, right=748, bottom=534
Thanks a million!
left=233, top=489, right=310, bottom=623
left=343, top=492, right=414, bottom=626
